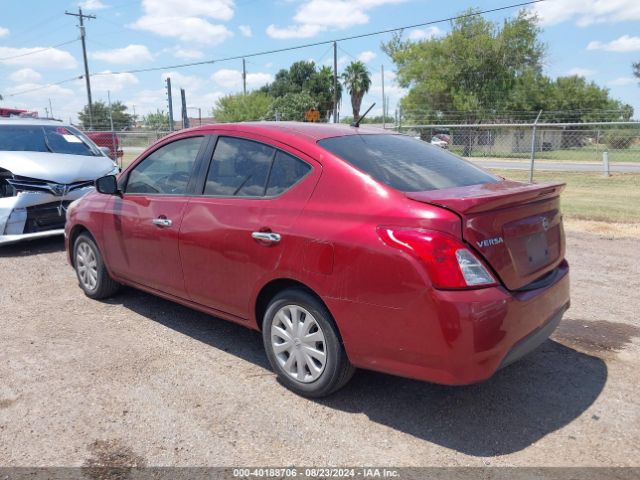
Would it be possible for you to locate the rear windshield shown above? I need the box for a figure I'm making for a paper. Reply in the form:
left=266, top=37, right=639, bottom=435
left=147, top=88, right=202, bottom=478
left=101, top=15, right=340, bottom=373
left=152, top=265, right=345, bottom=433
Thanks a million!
left=318, top=134, right=498, bottom=192
left=0, top=125, right=103, bottom=157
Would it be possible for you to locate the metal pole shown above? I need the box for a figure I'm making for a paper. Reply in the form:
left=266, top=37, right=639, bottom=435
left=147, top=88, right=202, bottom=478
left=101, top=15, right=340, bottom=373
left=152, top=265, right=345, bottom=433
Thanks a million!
left=180, top=88, right=189, bottom=129
left=48, top=98, right=54, bottom=118
left=199, top=107, right=202, bottom=126
left=107, top=90, right=118, bottom=168
left=603, top=150, right=610, bottom=177
left=528, top=110, right=543, bottom=183
left=242, top=58, right=247, bottom=96
left=66, top=8, right=96, bottom=129
left=166, top=77, right=174, bottom=132
left=333, top=41, right=338, bottom=123
left=381, top=65, right=385, bottom=129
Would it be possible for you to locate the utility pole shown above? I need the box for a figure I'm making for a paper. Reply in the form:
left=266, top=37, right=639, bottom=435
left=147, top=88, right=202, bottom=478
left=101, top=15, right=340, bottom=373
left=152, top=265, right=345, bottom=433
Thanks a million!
left=333, top=41, right=338, bottom=123
left=48, top=98, right=54, bottom=118
left=166, top=77, right=174, bottom=131
left=381, top=65, right=385, bottom=129
left=180, top=88, right=189, bottom=129
left=65, top=7, right=95, bottom=129
left=242, top=58, right=247, bottom=95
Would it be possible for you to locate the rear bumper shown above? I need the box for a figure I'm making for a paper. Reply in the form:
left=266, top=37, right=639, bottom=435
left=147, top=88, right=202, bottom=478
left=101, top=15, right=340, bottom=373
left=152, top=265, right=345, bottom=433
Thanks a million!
left=329, top=260, right=570, bottom=385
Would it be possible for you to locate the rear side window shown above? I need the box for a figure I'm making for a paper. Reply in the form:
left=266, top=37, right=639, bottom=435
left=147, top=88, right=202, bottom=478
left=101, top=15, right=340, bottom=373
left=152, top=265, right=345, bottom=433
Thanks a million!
left=205, top=137, right=275, bottom=196
left=318, top=134, right=498, bottom=192
left=266, top=151, right=311, bottom=196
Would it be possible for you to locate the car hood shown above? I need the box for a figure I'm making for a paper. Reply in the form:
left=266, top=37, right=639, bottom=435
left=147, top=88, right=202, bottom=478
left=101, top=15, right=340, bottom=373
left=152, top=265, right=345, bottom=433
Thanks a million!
left=0, top=150, right=115, bottom=184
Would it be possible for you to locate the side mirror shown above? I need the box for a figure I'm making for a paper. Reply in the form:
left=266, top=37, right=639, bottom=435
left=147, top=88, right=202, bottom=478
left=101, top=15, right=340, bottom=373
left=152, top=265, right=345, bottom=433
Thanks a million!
left=95, top=175, right=120, bottom=196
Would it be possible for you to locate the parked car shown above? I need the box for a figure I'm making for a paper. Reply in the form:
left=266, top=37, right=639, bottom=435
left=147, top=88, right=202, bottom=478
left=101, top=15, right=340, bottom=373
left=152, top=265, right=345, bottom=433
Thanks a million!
left=85, top=131, right=124, bottom=161
left=65, top=122, right=570, bottom=397
left=0, top=118, right=119, bottom=245
left=430, top=135, right=449, bottom=148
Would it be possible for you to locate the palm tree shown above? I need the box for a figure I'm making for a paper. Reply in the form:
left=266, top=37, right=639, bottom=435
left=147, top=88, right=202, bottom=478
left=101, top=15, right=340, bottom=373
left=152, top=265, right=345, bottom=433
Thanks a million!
left=341, top=61, right=372, bottom=123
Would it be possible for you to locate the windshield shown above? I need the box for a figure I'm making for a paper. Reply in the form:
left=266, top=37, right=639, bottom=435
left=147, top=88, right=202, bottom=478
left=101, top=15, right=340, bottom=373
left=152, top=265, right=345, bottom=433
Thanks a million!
left=0, top=124, right=103, bottom=157
left=318, top=134, right=498, bottom=192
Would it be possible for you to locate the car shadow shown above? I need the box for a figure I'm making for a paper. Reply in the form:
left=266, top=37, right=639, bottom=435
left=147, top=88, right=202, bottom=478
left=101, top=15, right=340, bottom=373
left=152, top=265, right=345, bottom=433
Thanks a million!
left=0, top=236, right=65, bottom=257
left=113, top=287, right=607, bottom=457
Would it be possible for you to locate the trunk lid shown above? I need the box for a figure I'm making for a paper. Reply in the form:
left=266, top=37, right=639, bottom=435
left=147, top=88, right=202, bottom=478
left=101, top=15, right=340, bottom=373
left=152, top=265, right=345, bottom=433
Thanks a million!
left=407, top=180, right=566, bottom=290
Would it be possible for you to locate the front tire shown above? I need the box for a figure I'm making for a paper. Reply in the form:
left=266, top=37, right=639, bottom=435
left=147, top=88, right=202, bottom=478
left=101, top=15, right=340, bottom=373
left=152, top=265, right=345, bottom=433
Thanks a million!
left=73, top=233, right=120, bottom=300
left=262, top=288, right=355, bottom=398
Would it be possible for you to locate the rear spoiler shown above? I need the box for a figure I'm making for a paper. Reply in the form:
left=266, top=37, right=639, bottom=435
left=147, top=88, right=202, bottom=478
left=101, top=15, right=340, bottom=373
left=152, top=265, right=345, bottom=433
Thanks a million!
left=405, top=181, right=566, bottom=214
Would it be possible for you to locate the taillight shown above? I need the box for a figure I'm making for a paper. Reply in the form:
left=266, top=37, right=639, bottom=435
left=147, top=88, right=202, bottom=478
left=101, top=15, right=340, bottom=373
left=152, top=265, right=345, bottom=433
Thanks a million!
left=376, top=227, right=497, bottom=289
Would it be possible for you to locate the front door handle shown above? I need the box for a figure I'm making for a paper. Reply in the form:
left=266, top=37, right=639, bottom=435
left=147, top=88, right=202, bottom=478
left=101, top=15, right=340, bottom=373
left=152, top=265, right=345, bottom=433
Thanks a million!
left=251, top=231, right=281, bottom=243
left=152, top=217, right=172, bottom=228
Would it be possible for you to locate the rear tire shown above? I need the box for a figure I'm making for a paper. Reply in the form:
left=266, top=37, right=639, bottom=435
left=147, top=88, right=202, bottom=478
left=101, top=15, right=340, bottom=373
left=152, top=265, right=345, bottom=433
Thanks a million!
left=73, top=233, right=120, bottom=300
left=262, top=288, right=355, bottom=398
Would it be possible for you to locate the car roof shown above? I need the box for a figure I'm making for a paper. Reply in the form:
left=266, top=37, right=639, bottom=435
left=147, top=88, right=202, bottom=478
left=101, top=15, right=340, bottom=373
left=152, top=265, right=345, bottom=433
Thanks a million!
left=0, top=117, right=69, bottom=127
left=186, top=121, right=395, bottom=142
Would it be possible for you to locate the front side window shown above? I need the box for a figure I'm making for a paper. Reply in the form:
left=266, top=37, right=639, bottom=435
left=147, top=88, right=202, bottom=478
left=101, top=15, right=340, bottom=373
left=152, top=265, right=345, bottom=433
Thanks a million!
left=318, top=134, right=498, bottom=192
left=126, top=136, right=203, bottom=194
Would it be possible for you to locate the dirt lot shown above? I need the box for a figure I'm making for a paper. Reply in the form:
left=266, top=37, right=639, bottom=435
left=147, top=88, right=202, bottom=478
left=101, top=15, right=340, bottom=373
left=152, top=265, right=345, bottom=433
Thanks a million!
left=1, top=229, right=639, bottom=467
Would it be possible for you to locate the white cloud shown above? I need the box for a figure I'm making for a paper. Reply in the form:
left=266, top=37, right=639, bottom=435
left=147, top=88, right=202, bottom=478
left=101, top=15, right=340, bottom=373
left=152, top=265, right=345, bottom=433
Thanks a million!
left=0, top=46, right=78, bottom=69
left=87, top=71, right=139, bottom=92
left=6, top=83, right=75, bottom=100
left=359, top=69, right=406, bottom=118
left=533, top=0, right=640, bottom=26
left=587, top=35, right=640, bottom=52
left=161, top=71, right=205, bottom=92
left=566, top=67, right=596, bottom=77
left=132, top=0, right=234, bottom=44
left=0, top=27, right=9, bottom=38
left=267, top=0, right=405, bottom=39
left=608, top=77, right=636, bottom=86
left=211, top=69, right=273, bottom=89
left=239, top=25, right=252, bottom=37
left=79, top=0, right=108, bottom=10
left=171, top=47, right=204, bottom=60
left=358, top=50, right=376, bottom=63
left=91, top=44, right=153, bottom=64
left=266, top=24, right=324, bottom=39
left=408, top=26, right=443, bottom=41
left=9, top=68, right=43, bottom=83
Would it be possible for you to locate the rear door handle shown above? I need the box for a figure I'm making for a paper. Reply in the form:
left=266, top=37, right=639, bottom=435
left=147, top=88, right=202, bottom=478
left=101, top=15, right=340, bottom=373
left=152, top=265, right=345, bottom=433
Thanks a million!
left=152, top=217, right=172, bottom=228
left=251, top=231, right=281, bottom=243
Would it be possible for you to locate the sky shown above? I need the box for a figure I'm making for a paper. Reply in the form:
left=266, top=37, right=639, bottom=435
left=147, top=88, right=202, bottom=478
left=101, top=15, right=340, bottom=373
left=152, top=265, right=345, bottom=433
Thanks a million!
left=0, top=0, right=639, bottom=123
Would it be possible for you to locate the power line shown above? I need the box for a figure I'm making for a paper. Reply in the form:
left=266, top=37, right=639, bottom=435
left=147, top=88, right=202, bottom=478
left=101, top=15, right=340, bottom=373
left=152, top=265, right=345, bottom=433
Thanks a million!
left=0, top=39, right=78, bottom=61
left=90, top=0, right=547, bottom=77
left=4, top=76, right=83, bottom=97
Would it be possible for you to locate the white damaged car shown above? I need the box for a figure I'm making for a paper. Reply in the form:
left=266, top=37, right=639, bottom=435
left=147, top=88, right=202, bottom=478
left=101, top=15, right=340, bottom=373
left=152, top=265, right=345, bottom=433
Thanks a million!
left=0, top=118, right=118, bottom=245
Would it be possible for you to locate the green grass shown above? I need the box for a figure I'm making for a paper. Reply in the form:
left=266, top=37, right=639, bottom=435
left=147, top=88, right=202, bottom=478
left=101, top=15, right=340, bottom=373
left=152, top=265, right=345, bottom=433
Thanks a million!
left=490, top=169, right=640, bottom=224
left=452, top=146, right=640, bottom=163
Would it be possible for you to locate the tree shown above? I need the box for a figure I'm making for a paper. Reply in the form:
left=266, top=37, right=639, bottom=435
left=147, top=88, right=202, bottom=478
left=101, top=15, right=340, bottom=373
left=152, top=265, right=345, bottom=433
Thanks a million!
left=341, top=61, right=372, bottom=122
left=634, top=62, right=640, bottom=83
left=212, top=91, right=273, bottom=122
left=383, top=9, right=545, bottom=123
left=261, top=61, right=340, bottom=121
left=267, top=92, right=318, bottom=121
left=143, top=110, right=169, bottom=131
left=78, top=101, right=134, bottom=130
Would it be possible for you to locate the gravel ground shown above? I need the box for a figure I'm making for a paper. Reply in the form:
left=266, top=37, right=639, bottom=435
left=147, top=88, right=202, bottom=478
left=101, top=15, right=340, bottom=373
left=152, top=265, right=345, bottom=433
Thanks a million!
left=0, top=230, right=639, bottom=467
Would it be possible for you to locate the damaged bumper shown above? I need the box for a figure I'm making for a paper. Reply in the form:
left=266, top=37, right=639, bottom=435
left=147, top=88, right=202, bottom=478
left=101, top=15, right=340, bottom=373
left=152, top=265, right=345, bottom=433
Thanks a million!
left=0, top=187, right=92, bottom=246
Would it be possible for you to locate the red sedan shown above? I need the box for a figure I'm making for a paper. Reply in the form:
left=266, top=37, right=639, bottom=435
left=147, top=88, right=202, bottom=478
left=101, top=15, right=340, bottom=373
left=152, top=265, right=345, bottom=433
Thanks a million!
left=65, top=122, right=570, bottom=397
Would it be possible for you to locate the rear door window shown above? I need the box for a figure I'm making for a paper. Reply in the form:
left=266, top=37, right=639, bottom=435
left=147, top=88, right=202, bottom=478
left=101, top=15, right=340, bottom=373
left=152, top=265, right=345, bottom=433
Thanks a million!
left=318, top=134, right=498, bottom=192
left=204, top=137, right=275, bottom=197
left=266, top=151, right=311, bottom=196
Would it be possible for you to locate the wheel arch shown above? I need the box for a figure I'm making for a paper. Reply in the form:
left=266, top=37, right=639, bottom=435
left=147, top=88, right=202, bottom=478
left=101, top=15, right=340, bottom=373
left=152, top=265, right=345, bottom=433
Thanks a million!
left=68, top=224, right=95, bottom=267
left=254, top=278, right=344, bottom=342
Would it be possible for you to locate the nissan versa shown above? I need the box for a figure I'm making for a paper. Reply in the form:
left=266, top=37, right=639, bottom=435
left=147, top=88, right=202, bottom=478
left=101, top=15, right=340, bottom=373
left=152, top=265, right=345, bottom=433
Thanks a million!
left=65, top=122, right=570, bottom=397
